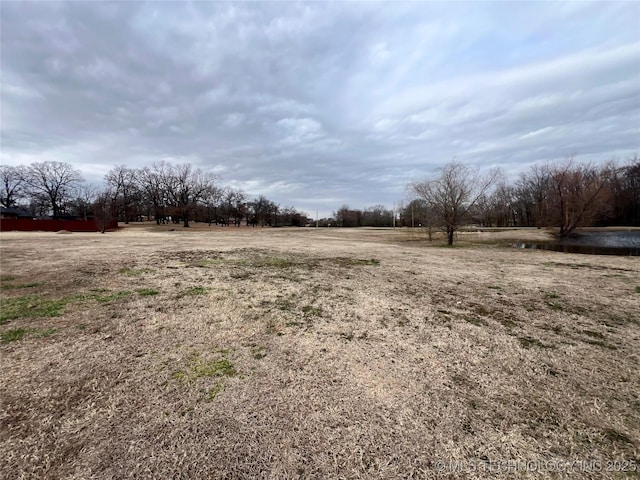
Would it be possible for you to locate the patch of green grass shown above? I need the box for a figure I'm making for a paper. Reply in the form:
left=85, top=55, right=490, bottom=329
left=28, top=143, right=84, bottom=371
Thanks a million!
left=136, top=288, right=160, bottom=296
left=635, top=286, right=640, bottom=294
left=0, top=295, right=71, bottom=324
left=32, top=328, right=57, bottom=338
left=72, top=290, right=132, bottom=303
left=97, top=290, right=132, bottom=302
left=0, top=289, right=136, bottom=325
left=196, top=258, right=225, bottom=267
left=179, top=286, right=210, bottom=297
left=1, top=328, right=27, bottom=343
left=173, top=351, right=237, bottom=384
left=193, top=357, right=236, bottom=378
left=0, top=326, right=58, bottom=342
left=253, top=257, right=299, bottom=268
left=1, top=282, right=43, bottom=290
left=207, top=381, right=225, bottom=401
left=0, top=274, right=18, bottom=282
left=118, top=267, right=153, bottom=276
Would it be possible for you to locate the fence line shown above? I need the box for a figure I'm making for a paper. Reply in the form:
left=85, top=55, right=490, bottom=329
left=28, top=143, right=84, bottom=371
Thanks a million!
left=0, top=219, right=118, bottom=232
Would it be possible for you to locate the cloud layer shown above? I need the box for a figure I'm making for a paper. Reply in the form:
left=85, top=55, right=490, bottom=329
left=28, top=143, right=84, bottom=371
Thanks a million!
left=2, top=1, right=639, bottom=216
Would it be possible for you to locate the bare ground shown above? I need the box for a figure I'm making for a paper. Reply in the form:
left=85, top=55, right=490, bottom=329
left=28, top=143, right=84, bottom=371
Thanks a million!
left=0, top=225, right=638, bottom=479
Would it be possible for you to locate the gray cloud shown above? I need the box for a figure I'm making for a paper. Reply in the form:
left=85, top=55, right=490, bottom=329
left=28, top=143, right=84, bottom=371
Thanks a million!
left=2, top=1, right=638, bottom=217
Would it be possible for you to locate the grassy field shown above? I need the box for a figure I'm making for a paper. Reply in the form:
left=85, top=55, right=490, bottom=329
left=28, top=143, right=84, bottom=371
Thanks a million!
left=1, top=224, right=638, bottom=479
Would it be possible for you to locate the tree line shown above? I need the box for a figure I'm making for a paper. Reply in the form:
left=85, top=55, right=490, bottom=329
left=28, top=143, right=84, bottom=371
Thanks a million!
left=2, top=156, right=638, bottom=238
left=406, top=156, right=639, bottom=244
left=329, top=156, right=639, bottom=241
left=0, top=161, right=309, bottom=231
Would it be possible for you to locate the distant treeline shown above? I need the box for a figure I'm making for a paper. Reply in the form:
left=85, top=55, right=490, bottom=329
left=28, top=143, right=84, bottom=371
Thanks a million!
left=3, top=156, right=638, bottom=232
left=0, top=161, right=309, bottom=229
left=330, top=157, right=639, bottom=230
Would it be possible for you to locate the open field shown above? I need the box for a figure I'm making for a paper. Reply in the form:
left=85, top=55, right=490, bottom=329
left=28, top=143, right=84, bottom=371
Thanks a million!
left=1, top=225, right=639, bottom=479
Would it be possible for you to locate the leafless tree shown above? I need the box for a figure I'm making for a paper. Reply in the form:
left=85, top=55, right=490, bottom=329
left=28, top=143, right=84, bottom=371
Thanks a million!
left=334, top=205, right=362, bottom=227
left=138, top=163, right=170, bottom=224
left=604, top=155, right=640, bottom=226
left=105, top=165, right=140, bottom=223
left=547, top=157, right=613, bottom=237
left=479, top=182, right=517, bottom=227
left=201, top=184, right=222, bottom=226
left=219, top=187, right=247, bottom=226
left=24, top=161, right=83, bottom=217
left=410, top=160, right=501, bottom=245
left=250, top=195, right=278, bottom=227
left=0, top=165, right=27, bottom=208
left=93, top=188, right=116, bottom=233
left=69, top=183, right=98, bottom=220
left=162, top=163, right=217, bottom=227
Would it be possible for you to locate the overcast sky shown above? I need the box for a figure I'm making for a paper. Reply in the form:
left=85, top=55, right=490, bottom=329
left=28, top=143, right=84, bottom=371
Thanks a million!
left=1, top=1, right=639, bottom=217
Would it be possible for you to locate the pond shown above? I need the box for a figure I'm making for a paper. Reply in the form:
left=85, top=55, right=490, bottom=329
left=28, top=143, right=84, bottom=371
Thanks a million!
left=511, top=231, right=640, bottom=256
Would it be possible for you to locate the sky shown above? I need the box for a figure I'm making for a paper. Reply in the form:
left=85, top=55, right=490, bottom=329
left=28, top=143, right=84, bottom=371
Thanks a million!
left=1, top=1, right=639, bottom=218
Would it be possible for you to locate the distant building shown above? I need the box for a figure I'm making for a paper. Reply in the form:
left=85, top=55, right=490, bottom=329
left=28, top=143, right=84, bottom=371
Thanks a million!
left=0, top=206, right=32, bottom=219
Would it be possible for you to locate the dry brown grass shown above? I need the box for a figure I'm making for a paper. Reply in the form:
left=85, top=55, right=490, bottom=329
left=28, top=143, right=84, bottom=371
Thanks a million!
left=1, top=225, right=638, bottom=479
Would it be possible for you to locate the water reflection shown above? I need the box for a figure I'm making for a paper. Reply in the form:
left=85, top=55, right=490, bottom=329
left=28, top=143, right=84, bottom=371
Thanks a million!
left=511, top=231, right=640, bottom=256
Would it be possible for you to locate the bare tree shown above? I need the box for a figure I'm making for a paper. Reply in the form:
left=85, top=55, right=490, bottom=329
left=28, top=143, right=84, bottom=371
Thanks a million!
left=362, top=204, right=393, bottom=227
left=0, top=165, right=27, bottom=208
left=250, top=195, right=279, bottom=227
left=138, top=163, right=170, bottom=224
left=24, top=161, right=83, bottom=217
left=334, top=205, right=362, bottom=227
left=482, top=182, right=517, bottom=227
left=162, top=163, right=217, bottom=227
left=201, top=184, right=222, bottom=226
left=69, top=184, right=98, bottom=220
left=410, top=160, right=501, bottom=245
left=105, top=165, right=140, bottom=223
left=218, top=187, right=247, bottom=226
left=93, top=188, right=116, bottom=233
left=547, top=157, right=613, bottom=237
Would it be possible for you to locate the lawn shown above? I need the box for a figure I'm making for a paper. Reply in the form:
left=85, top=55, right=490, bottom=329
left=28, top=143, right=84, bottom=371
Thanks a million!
left=0, top=225, right=638, bottom=478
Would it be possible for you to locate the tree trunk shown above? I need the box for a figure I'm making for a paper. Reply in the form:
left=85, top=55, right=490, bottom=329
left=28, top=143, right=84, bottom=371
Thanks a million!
left=447, top=228, right=454, bottom=245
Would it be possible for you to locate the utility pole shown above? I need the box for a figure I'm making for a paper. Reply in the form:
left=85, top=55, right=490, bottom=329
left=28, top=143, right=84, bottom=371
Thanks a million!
left=316, top=210, right=318, bottom=228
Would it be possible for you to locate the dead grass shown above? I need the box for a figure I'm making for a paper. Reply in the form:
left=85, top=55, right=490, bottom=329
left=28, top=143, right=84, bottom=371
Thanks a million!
left=0, top=225, right=638, bottom=479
